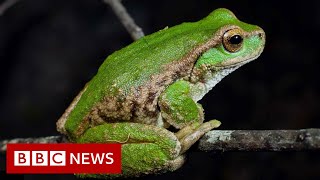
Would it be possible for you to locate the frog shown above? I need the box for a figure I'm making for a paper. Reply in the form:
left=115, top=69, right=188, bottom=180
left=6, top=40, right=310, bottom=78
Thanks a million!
left=56, top=8, right=265, bottom=178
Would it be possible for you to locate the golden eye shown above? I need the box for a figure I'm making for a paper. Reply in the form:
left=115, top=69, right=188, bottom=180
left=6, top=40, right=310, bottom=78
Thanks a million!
left=222, top=28, right=244, bottom=53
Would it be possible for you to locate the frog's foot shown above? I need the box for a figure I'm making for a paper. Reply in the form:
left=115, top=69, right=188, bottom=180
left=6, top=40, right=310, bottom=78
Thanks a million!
left=165, top=155, right=185, bottom=171
left=175, top=120, right=221, bottom=154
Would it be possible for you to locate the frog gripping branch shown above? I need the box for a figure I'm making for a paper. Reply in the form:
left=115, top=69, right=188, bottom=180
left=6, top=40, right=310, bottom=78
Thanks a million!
left=56, top=8, right=265, bottom=178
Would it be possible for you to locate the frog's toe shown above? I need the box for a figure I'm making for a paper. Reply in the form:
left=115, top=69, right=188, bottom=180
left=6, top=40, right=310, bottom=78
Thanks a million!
left=166, top=155, right=185, bottom=171
left=179, top=119, right=221, bottom=153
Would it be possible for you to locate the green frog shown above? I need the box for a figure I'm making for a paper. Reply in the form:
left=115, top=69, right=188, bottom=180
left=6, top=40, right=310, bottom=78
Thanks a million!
left=56, top=8, right=265, bottom=178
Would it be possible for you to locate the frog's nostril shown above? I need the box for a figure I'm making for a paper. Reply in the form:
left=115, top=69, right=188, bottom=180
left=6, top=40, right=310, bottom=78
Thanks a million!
left=258, top=29, right=266, bottom=40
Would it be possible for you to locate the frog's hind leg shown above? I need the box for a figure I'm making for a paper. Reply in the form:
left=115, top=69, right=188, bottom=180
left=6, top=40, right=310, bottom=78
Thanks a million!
left=77, top=122, right=185, bottom=178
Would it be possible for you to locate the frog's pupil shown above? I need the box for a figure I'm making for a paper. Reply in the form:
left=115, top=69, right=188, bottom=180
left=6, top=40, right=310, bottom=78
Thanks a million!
left=229, top=35, right=243, bottom=44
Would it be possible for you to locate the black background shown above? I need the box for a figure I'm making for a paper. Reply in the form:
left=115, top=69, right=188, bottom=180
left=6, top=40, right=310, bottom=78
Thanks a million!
left=0, top=0, right=319, bottom=179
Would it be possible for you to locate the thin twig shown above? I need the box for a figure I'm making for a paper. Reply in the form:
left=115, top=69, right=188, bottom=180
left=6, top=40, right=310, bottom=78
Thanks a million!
left=0, top=0, right=20, bottom=15
left=1, top=129, right=320, bottom=154
left=198, top=128, right=320, bottom=151
left=103, top=0, right=144, bottom=40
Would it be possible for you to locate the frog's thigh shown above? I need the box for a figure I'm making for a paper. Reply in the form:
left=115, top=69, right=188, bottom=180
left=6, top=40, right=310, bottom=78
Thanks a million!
left=77, top=123, right=185, bottom=176
left=159, top=80, right=204, bottom=128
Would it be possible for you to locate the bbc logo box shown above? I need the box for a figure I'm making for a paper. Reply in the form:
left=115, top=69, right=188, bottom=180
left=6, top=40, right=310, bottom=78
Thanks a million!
left=6, top=143, right=121, bottom=174
left=13, top=150, right=66, bottom=166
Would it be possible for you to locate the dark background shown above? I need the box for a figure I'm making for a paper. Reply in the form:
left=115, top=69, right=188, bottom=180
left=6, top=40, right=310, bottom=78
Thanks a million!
left=0, top=0, right=319, bottom=179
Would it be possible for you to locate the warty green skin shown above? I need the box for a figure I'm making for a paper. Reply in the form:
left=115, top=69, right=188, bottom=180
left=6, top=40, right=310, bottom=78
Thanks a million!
left=56, top=8, right=265, bottom=178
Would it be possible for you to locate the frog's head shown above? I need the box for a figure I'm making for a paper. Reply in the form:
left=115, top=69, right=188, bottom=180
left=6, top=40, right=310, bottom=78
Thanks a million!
left=191, top=8, right=265, bottom=83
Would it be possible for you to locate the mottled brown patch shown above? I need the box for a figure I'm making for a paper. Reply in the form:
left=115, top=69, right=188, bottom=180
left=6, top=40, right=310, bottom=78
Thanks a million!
left=74, top=117, right=90, bottom=138
left=88, top=96, right=134, bottom=125
left=190, top=64, right=209, bottom=83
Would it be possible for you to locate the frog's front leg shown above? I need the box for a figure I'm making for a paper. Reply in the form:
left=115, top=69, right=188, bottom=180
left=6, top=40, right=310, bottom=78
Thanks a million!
left=76, top=123, right=184, bottom=178
left=159, top=80, right=221, bottom=153
left=159, top=80, right=204, bottom=128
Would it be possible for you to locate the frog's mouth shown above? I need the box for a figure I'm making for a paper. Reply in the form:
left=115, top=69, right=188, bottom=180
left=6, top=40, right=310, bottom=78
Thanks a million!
left=219, top=55, right=259, bottom=69
left=210, top=44, right=265, bottom=70
left=204, top=56, right=258, bottom=72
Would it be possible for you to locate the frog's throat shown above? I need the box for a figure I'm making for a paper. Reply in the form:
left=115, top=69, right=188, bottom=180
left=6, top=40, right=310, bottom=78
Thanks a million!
left=189, top=44, right=264, bottom=102
left=190, top=61, right=247, bottom=102
left=189, top=52, right=258, bottom=101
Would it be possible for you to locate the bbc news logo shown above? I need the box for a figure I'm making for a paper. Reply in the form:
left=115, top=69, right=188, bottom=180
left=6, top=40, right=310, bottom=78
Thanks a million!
left=6, top=144, right=121, bottom=174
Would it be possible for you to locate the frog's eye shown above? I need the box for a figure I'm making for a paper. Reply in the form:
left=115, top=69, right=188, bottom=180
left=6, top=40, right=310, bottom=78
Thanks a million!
left=222, top=28, right=244, bottom=53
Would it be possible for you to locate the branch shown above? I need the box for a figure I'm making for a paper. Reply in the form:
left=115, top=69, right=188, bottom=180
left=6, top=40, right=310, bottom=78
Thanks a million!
left=0, top=136, right=68, bottom=154
left=1, top=129, right=320, bottom=154
left=0, top=0, right=20, bottom=16
left=198, top=128, right=320, bottom=151
left=103, top=0, right=144, bottom=40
